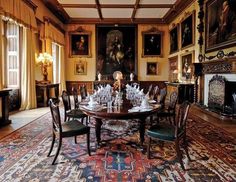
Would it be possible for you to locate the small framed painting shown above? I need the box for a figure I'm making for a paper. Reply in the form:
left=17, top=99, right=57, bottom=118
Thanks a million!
left=180, top=12, right=195, bottom=49
left=69, top=31, right=91, bottom=57
left=169, top=25, right=179, bottom=53
left=146, top=62, right=158, bottom=75
left=75, top=61, right=87, bottom=75
left=181, top=51, right=194, bottom=78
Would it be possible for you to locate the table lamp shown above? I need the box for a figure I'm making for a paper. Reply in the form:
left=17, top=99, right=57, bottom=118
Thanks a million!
left=36, top=53, right=53, bottom=83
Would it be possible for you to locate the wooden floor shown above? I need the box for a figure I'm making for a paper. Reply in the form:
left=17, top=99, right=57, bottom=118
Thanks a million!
left=0, top=104, right=235, bottom=139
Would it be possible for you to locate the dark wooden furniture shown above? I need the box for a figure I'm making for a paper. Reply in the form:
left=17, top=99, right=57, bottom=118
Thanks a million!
left=62, top=90, right=88, bottom=124
left=80, top=99, right=160, bottom=146
left=147, top=101, right=191, bottom=170
left=48, top=99, right=90, bottom=165
left=36, top=83, right=59, bottom=107
left=0, top=89, right=12, bottom=127
left=166, top=82, right=194, bottom=104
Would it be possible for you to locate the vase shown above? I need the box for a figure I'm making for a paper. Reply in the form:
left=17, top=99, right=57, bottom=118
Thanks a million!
left=98, top=73, right=102, bottom=81
left=130, top=73, right=134, bottom=81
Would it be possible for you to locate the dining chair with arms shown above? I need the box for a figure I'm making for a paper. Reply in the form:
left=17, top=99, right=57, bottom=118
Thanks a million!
left=48, top=99, right=91, bottom=165
left=146, top=101, right=191, bottom=170
left=156, top=91, right=178, bottom=124
left=61, top=90, right=87, bottom=124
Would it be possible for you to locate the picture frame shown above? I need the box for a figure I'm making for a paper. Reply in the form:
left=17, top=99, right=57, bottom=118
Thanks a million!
left=168, top=56, right=178, bottom=81
left=205, top=0, right=236, bottom=52
left=69, top=31, right=91, bottom=57
left=142, top=28, right=163, bottom=57
left=74, top=61, right=87, bottom=75
left=181, top=51, right=194, bottom=79
left=180, top=12, right=195, bottom=49
left=169, top=25, right=179, bottom=54
left=146, top=62, right=158, bottom=75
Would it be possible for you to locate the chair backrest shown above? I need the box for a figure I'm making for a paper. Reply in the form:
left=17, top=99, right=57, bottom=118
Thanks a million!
left=168, top=91, right=178, bottom=112
left=61, top=90, right=71, bottom=112
left=49, top=99, right=62, bottom=133
left=80, top=85, right=87, bottom=100
left=72, top=87, right=79, bottom=109
left=152, top=85, right=159, bottom=100
left=175, top=101, right=190, bottom=137
left=159, top=88, right=167, bottom=106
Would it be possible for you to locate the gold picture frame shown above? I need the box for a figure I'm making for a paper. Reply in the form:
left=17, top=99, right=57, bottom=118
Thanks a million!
left=74, top=61, right=87, bottom=75
left=69, top=31, right=91, bottom=58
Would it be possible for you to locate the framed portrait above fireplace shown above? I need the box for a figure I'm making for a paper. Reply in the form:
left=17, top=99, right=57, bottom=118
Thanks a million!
left=205, top=0, right=236, bottom=52
left=96, top=25, right=137, bottom=79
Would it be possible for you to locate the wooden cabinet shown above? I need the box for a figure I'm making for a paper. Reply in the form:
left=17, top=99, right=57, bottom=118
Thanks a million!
left=166, top=82, right=194, bottom=104
left=36, top=83, right=59, bottom=107
left=0, top=89, right=12, bottom=126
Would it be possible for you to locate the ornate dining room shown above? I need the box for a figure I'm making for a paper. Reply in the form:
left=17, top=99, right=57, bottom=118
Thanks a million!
left=0, top=0, right=236, bottom=181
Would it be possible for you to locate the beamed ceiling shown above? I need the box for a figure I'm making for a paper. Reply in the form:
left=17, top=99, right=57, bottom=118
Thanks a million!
left=42, top=0, right=194, bottom=24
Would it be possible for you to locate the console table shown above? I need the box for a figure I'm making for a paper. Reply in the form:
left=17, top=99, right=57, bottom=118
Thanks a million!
left=36, top=83, right=59, bottom=107
left=0, top=89, right=12, bottom=127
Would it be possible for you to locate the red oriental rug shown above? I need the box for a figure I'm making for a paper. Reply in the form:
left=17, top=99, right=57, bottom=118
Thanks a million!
left=0, top=112, right=235, bottom=181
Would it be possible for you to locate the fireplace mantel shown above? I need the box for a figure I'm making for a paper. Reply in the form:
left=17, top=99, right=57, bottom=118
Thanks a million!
left=202, top=57, right=236, bottom=74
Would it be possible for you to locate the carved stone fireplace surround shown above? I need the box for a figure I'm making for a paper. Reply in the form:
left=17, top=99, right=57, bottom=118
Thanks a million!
left=202, top=57, right=236, bottom=116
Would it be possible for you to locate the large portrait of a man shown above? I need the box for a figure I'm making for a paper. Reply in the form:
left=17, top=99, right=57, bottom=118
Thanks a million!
left=180, top=12, right=195, bottom=49
left=69, top=32, right=91, bottom=57
left=142, top=30, right=163, bottom=57
left=206, top=0, right=236, bottom=52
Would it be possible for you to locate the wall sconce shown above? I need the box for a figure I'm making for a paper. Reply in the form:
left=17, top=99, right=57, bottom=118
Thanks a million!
left=36, top=52, right=53, bottom=83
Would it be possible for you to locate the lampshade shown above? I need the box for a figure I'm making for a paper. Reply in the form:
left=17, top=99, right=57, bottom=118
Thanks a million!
left=36, top=53, right=53, bottom=65
left=173, top=69, right=178, bottom=74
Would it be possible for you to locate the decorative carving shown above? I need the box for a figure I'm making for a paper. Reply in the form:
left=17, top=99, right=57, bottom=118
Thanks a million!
left=203, top=61, right=232, bottom=74
left=197, top=0, right=204, bottom=62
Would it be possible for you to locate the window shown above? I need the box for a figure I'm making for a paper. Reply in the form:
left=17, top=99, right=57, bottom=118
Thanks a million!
left=6, top=22, right=20, bottom=88
left=52, top=42, right=60, bottom=83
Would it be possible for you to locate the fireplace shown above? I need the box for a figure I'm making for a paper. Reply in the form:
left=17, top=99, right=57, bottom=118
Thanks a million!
left=201, top=57, right=236, bottom=117
left=207, top=74, right=236, bottom=116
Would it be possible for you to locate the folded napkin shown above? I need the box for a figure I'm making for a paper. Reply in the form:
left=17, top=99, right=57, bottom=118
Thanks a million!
left=128, top=106, right=153, bottom=113
left=82, top=105, right=104, bottom=111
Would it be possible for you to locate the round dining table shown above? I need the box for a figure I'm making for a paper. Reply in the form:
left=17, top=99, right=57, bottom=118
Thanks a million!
left=80, top=99, right=160, bottom=146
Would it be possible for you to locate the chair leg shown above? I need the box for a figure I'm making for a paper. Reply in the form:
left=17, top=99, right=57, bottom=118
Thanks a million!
left=74, top=136, right=77, bottom=144
left=175, top=139, right=185, bottom=170
left=183, top=134, right=191, bottom=161
left=87, top=130, right=91, bottom=156
left=48, top=133, right=56, bottom=157
left=52, top=136, right=62, bottom=165
left=147, top=137, right=151, bottom=159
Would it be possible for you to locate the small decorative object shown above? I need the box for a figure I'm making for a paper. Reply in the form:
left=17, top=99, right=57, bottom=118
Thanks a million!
left=172, top=69, right=179, bottom=83
left=130, top=72, right=134, bottom=81
left=75, top=61, right=87, bottom=75
left=98, top=72, right=102, bottom=81
left=36, top=52, right=53, bottom=83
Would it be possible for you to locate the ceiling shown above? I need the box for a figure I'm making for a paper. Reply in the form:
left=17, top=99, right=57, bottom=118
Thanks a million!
left=42, top=0, right=193, bottom=24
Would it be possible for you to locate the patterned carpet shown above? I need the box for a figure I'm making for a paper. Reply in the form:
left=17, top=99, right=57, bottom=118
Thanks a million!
left=0, top=111, right=236, bottom=182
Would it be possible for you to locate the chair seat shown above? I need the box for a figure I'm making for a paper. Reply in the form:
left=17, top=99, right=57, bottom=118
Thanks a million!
left=61, top=119, right=89, bottom=137
left=157, top=110, right=175, bottom=117
left=66, top=109, right=87, bottom=118
left=147, top=123, right=176, bottom=141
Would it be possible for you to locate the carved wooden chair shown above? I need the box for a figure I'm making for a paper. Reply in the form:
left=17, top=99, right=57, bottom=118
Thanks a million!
left=156, top=91, right=178, bottom=124
left=61, top=90, right=87, bottom=124
left=146, top=101, right=191, bottom=170
left=48, top=99, right=91, bottom=165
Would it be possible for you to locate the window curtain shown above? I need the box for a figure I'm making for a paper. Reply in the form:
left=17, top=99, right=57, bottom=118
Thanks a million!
left=0, top=17, right=3, bottom=90
left=59, top=46, right=66, bottom=94
left=20, top=27, right=36, bottom=110
left=0, top=0, right=37, bottom=30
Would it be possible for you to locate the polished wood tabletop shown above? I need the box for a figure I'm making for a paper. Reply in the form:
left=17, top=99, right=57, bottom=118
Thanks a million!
left=80, top=99, right=160, bottom=146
